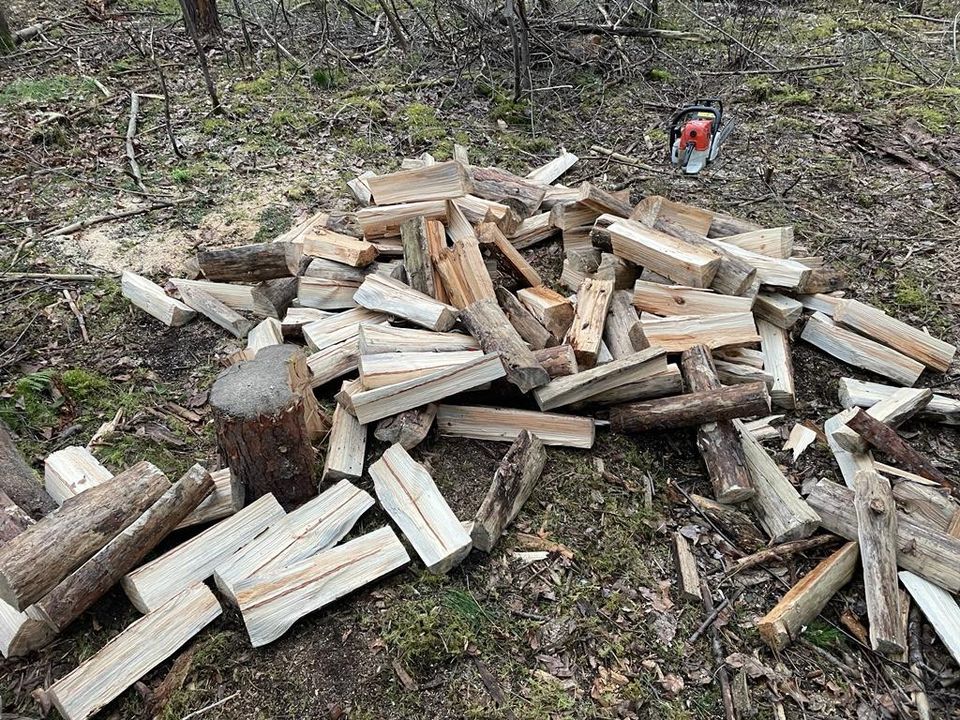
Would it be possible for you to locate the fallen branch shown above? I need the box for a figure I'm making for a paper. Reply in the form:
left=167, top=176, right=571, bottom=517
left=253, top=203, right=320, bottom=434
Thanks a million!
left=42, top=198, right=190, bottom=237
left=700, top=61, right=843, bottom=76
left=0, top=273, right=99, bottom=282
left=125, top=92, right=147, bottom=193
left=551, top=21, right=707, bottom=41
left=590, top=145, right=662, bottom=173
left=729, top=534, right=839, bottom=575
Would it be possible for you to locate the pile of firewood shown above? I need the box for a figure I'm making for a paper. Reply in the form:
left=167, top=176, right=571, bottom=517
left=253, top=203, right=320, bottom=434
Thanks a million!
left=2, top=149, right=958, bottom=719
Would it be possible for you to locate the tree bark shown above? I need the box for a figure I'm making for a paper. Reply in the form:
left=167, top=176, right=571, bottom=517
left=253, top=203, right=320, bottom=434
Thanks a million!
left=609, top=382, right=771, bottom=434
left=0, top=420, right=56, bottom=519
left=846, top=409, right=949, bottom=487
left=197, top=242, right=304, bottom=282
left=0, top=3, right=14, bottom=52
left=0, top=461, right=170, bottom=610
left=182, top=0, right=222, bottom=35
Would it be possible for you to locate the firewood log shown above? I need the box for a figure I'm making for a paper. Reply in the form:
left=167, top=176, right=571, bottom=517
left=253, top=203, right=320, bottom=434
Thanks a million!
left=460, top=299, right=549, bottom=392
left=609, top=382, right=771, bottom=434
left=196, top=241, right=304, bottom=281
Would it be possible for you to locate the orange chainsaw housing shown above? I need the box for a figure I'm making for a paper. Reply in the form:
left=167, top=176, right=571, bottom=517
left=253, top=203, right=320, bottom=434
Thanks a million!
left=678, top=118, right=713, bottom=152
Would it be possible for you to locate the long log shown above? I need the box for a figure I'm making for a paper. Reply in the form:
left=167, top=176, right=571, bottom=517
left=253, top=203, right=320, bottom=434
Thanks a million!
left=30, top=465, right=213, bottom=632
left=0, top=421, right=56, bottom=519
left=460, top=299, right=549, bottom=393
left=196, top=241, right=304, bottom=281
left=845, top=409, right=949, bottom=487
left=838, top=377, right=960, bottom=425
left=496, top=287, right=553, bottom=350
left=122, top=272, right=196, bottom=327
left=680, top=345, right=754, bottom=504
left=400, top=216, right=437, bottom=297
left=468, top=166, right=546, bottom=215
left=832, top=387, right=932, bottom=453
left=0, top=461, right=169, bottom=611
left=652, top=218, right=756, bottom=296
left=175, top=282, right=255, bottom=338
left=354, top=273, right=457, bottom=331
left=609, top=382, right=770, bottom=434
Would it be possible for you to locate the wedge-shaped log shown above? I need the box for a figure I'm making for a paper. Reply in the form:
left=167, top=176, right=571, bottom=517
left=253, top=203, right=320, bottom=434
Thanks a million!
left=175, top=282, right=254, bottom=338
left=832, top=387, right=932, bottom=453
left=533, top=348, right=666, bottom=411
left=838, top=377, right=960, bottom=425
left=800, top=312, right=924, bottom=386
left=302, top=307, right=389, bottom=351
left=758, top=542, right=859, bottom=651
left=735, top=420, right=821, bottom=543
left=796, top=292, right=844, bottom=316
left=899, top=570, right=960, bottom=666
left=354, top=273, right=457, bottom=331
left=305, top=326, right=362, bottom=388
left=702, top=236, right=811, bottom=290
left=432, top=237, right=497, bottom=309
left=631, top=195, right=716, bottom=236
left=302, top=226, right=378, bottom=267
left=357, top=199, right=447, bottom=240
left=564, top=278, right=614, bottom=368
left=235, top=526, right=408, bottom=647
left=477, top=222, right=542, bottom=288
left=807, top=478, right=960, bottom=592
left=371, top=444, right=472, bottom=573
left=374, top=404, right=438, bottom=450
left=461, top=299, right=549, bottom=392
left=707, top=213, right=762, bottom=238
left=197, top=241, right=304, bottom=281
left=533, top=344, right=579, bottom=378
left=367, top=160, right=472, bottom=205
left=797, top=267, right=846, bottom=294
left=526, top=151, right=578, bottom=184
left=608, top=220, right=720, bottom=288
left=845, top=409, right=948, bottom=486
left=122, top=493, right=285, bottom=613
left=296, top=276, right=360, bottom=310
left=436, top=405, right=595, bottom=448
left=672, top=532, right=702, bottom=602
left=604, top=289, right=647, bottom=359
left=0, top=462, right=169, bottom=611
left=757, top=319, right=795, bottom=409
left=720, top=227, right=793, bottom=258
left=43, top=447, right=112, bottom=506
left=31, top=465, right=213, bottom=633
left=576, top=181, right=632, bottom=218
left=853, top=468, right=906, bottom=655
left=359, top=350, right=484, bottom=389
left=215, top=480, right=373, bottom=604
left=517, top=286, right=575, bottom=339
left=246, top=317, right=283, bottom=356
left=754, top=292, right=802, bottom=329
left=509, top=212, right=556, bottom=250
left=576, top=364, right=682, bottom=407
left=358, top=323, right=479, bottom=355
left=469, top=166, right=546, bottom=215
left=642, top=312, right=760, bottom=353
left=176, top=468, right=242, bottom=530
left=122, top=271, right=195, bottom=327
left=609, top=382, right=770, bottom=434
left=322, top=404, right=368, bottom=481
left=496, top=287, right=553, bottom=350
left=352, top=353, right=506, bottom=425
left=681, top=345, right=754, bottom=504
left=715, top=360, right=773, bottom=388
left=46, top=582, right=222, bottom=720
left=632, top=281, right=754, bottom=317
left=473, top=431, right=546, bottom=552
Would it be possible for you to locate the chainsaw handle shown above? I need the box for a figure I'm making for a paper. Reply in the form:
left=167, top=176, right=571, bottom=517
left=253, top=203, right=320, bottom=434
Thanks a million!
left=668, top=105, right=721, bottom=133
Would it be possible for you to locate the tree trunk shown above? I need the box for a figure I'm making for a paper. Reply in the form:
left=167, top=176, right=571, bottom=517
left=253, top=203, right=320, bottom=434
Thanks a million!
left=0, top=3, right=14, bottom=52
left=183, top=0, right=222, bottom=35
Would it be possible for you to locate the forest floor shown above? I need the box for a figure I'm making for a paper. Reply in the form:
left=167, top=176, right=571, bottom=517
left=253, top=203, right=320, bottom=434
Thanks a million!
left=2, top=0, right=960, bottom=718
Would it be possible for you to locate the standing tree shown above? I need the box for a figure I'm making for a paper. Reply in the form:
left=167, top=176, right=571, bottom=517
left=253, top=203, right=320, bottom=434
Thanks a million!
left=0, top=2, right=15, bottom=53
left=182, top=0, right=222, bottom=36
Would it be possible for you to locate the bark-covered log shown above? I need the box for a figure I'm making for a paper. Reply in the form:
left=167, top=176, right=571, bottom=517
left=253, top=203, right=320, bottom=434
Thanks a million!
left=681, top=345, right=754, bottom=504
left=31, top=465, right=213, bottom=632
left=610, top=382, right=771, bottom=434
left=196, top=242, right=304, bottom=282
left=846, top=409, right=949, bottom=487
left=532, top=344, right=578, bottom=378
left=495, top=287, right=553, bottom=350
left=0, top=489, right=33, bottom=543
left=211, top=346, right=318, bottom=508
left=400, top=216, right=437, bottom=298
left=374, top=404, right=438, bottom=450
left=0, top=420, right=56, bottom=519
left=0, top=461, right=169, bottom=611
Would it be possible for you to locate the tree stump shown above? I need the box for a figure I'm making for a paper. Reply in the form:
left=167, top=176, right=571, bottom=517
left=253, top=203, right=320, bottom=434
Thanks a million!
left=211, top=345, right=318, bottom=509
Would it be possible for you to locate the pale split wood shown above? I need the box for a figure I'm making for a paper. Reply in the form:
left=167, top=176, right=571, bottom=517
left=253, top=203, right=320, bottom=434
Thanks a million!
left=302, top=307, right=390, bottom=350
left=891, top=479, right=959, bottom=531
left=631, top=195, right=715, bottom=236
left=468, top=166, right=547, bottom=215
left=758, top=542, right=859, bottom=651
left=608, top=219, right=720, bottom=288
left=532, top=345, right=579, bottom=379
left=366, top=160, right=472, bottom=205
left=445, top=198, right=476, bottom=242
left=358, top=323, right=479, bottom=355
left=757, top=319, right=796, bottom=409
left=824, top=408, right=875, bottom=490
left=121, top=493, right=285, bottom=613
left=235, top=526, right=408, bottom=647
left=641, top=312, right=760, bottom=353
left=753, top=292, right=803, bottom=329
left=496, top=287, right=553, bottom=350
left=322, top=404, right=369, bottom=481
left=795, top=292, right=845, bottom=316
left=899, top=570, right=960, bottom=666
left=175, top=468, right=243, bottom=530
left=564, top=277, right=614, bottom=368
left=783, top=424, right=817, bottom=462
left=459, top=299, right=549, bottom=392
left=296, top=276, right=360, bottom=310
left=574, top=364, right=683, bottom=407
left=715, top=360, right=773, bottom=389
left=525, top=151, right=578, bottom=184
left=346, top=170, right=375, bottom=206
left=508, top=212, right=556, bottom=250
left=354, top=273, right=457, bottom=331
left=456, top=195, right=520, bottom=235
left=46, top=583, right=221, bottom=720
left=170, top=278, right=278, bottom=318
left=632, top=281, right=754, bottom=317
left=550, top=201, right=599, bottom=232
left=702, top=236, right=811, bottom=290
left=357, top=199, right=447, bottom=240
left=359, top=350, right=484, bottom=389
left=517, top=286, right=575, bottom=339
left=831, top=387, right=932, bottom=453
left=672, top=532, right=702, bottom=602
left=301, top=226, right=378, bottom=267
left=720, top=227, right=794, bottom=258
left=477, top=222, right=542, bottom=288
left=122, top=271, right=195, bottom=327
left=246, top=318, right=284, bottom=356
left=44, top=447, right=112, bottom=505
left=175, top=282, right=254, bottom=338
left=576, top=181, right=633, bottom=218
left=436, top=405, right=595, bottom=448
left=838, top=377, right=960, bottom=425
left=370, top=444, right=472, bottom=573
left=800, top=312, right=924, bottom=386
left=432, top=237, right=497, bottom=309
left=604, top=289, right=647, bottom=359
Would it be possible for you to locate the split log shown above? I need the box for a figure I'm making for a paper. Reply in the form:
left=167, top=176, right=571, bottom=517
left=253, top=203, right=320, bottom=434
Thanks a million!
left=564, top=277, right=614, bottom=368
left=347, top=170, right=374, bottom=206
left=214, top=479, right=373, bottom=604
left=351, top=354, right=506, bottom=424
left=246, top=317, right=283, bottom=355
left=374, top=403, right=438, bottom=450
left=806, top=478, right=960, bottom=592
left=508, top=212, right=556, bottom=250
left=609, top=382, right=770, bottom=434
left=641, top=312, right=760, bottom=353
left=354, top=273, right=457, bottom=331
left=632, top=281, right=754, bottom=316
left=0, top=461, right=169, bottom=611
left=526, top=151, right=578, bottom=184
left=321, top=404, right=368, bottom=482
left=122, top=493, right=285, bottom=613
left=436, top=405, right=594, bottom=448
left=302, top=226, right=378, bottom=267
left=468, top=166, right=546, bottom=215
left=834, top=299, right=956, bottom=372
left=801, top=312, right=924, bottom=386
left=0, top=491, right=32, bottom=543
left=899, top=570, right=960, bottom=666
left=472, top=431, right=546, bottom=552
left=707, top=213, right=762, bottom=238
left=496, top=287, right=553, bottom=350
left=577, top=364, right=683, bottom=407
left=891, top=480, right=958, bottom=531
left=170, top=278, right=281, bottom=318
left=720, top=227, right=793, bottom=258
left=715, top=360, right=773, bottom=389
left=596, top=253, right=637, bottom=290
left=796, top=268, right=847, bottom=294
left=517, top=286, right=575, bottom=338
left=196, top=241, right=304, bottom=281
left=370, top=444, right=472, bottom=573
left=357, top=199, right=447, bottom=240
left=608, top=219, right=720, bottom=288
left=477, top=222, right=542, bottom=288
left=533, top=348, right=666, bottom=411
left=445, top=198, right=477, bottom=241
left=302, top=306, right=389, bottom=350
left=551, top=201, right=599, bottom=232
left=672, top=532, right=702, bottom=602
left=845, top=409, right=948, bottom=486
left=122, top=271, right=195, bottom=327
left=252, top=277, right=298, bottom=317
left=824, top=408, right=875, bottom=490
left=758, top=542, right=859, bottom=650
left=680, top=345, right=754, bottom=504
left=43, top=447, right=112, bottom=505
left=796, top=292, right=844, bottom=316
left=854, top=468, right=906, bottom=655
left=702, top=236, right=811, bottom=290
left=832, top=387, right=932, bottom=453
left=754, top=292, right=803, bottom=329
left=432, top=237, right=497, bottom=309
left=211, top=345, right=318, bottom=507
left=176, top=468, right=243, bottom=530
left=305, top=325, right=363, bottom=388
left=783, top=424, right=817, bottom=462
left=302, top=258, right=365, bottom=283
left=631, top=195, right=715, bottom=236
left=560, top=249, right=599, bottom=292
left=576, top=181, right=632, bottom=218
left=0, top=421, right=55, bottom=519
left=296, top=276, right=360, bottom=310
left=358, top=323, right=479, bottom=354
left=688, top=493, right=765, bottom=551
left=30, top=465, right=213, bottom=633
left=359, top=350, right=484, bottom=389
left=400, top=216, right=437, bottom=297
left=604, top=289, right=647, bottom=359
left=235, top=526, right=408, bottom=647
left=457, top=195, right=521, bottom=235
left=839, top=377, right=960, bottom=425
left=532, top=344, right=579, bottom=378
left=176, top=282, right=254, bottom=338
left=734, top=420, right=821, bottom=543
left=651, top=218, right=757, bottom=296
left=757, top=319, right=796, bottom=409
left=367, top=160, right=472, bottom=205
left=460, top=300, right=549, bottom=392
left=47, top=583, right=222, bottom=720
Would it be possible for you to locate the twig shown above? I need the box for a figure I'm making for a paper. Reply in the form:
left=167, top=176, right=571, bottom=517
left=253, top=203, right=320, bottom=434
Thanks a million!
left=688, top=587, right=741, bottom=643
left=0, top=273, right=99, bottom=281
left=150, top=30, right=185, bottom=159
left=727, top=534, right=839, bottom=575
left=700, top=61, right=842, bottom=76
left=908, top=606, right=932, bottom=720
left=42, top=198, right=190, bottom=237
left=590, top=144, right=663, bottom=173
left=700, top=580, right=736, bottom=720
left=62, top=289, right=89, bottom=343
left=549, top=21, right=706, bottom=41
left=178, top=691, right=239, bottom=720
left=177, top=0, right=223, bottom=113
left=125, top=92, right=148, bottom=193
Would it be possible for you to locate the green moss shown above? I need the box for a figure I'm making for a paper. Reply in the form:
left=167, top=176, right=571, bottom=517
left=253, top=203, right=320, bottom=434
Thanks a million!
left=902, top=105, right=950, bottom=134
left=200, top=117, right=231, bottom=135
left=311, top=66, right=347, bottom=89
left=0, top=370, right=60, bottom=432
left=349, top=136, right=390, bottom=156
left=403, top=102, right=446, bottom=144
left=515, top=675, right=577, bottom=720
left=339, top=94, right=387, bottom=118
left=647, top=68, right=673, bottom=82
left=61, top=368, right=110, bottom=400
left=0, top=76, right=97, bottom=105
left=804, top=620, right=843, bottom=648
left=234, top=75, right=274, bottom=98
left=893, top=275, right=937, bottom=316
left=647, top=127, right=668, bottom=143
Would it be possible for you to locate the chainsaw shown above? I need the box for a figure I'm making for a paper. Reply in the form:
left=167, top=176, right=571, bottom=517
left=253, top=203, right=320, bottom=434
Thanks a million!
left=668, top=99, right=735, bottom=175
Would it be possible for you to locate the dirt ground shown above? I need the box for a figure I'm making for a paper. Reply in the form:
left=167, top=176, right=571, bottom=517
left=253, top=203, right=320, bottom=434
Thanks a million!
left=2, top=0, right=960, bottom=718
